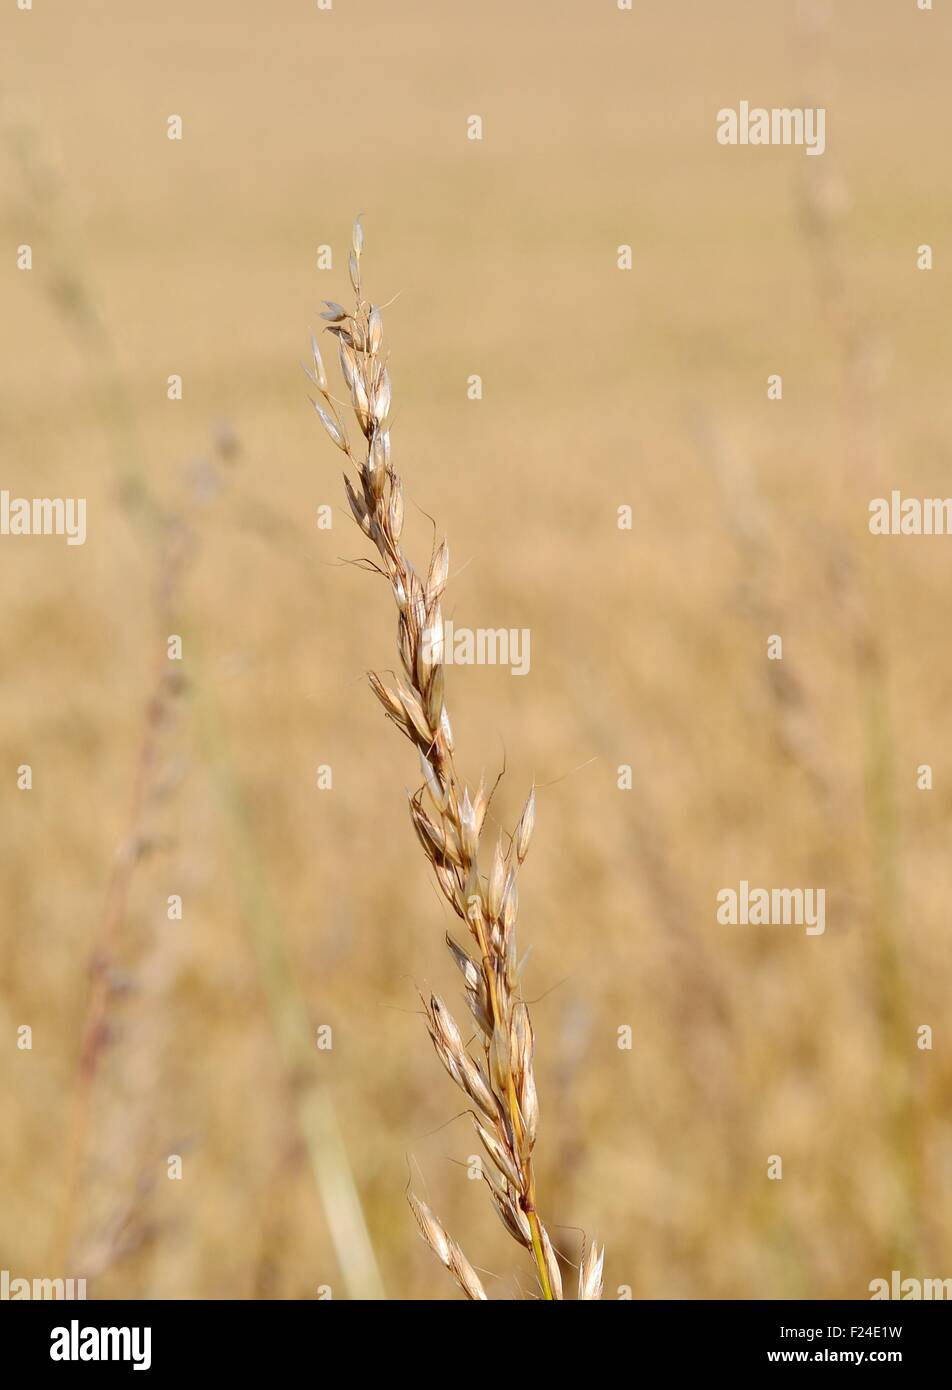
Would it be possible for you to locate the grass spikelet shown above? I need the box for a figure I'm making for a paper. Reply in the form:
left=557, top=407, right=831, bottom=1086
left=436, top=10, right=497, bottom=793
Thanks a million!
left=309, top=219, right=602, bottom=1300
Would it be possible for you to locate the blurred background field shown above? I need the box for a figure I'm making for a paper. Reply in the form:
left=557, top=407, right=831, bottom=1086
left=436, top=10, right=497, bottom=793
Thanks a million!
left=1, top=0, right=951, bottom=1299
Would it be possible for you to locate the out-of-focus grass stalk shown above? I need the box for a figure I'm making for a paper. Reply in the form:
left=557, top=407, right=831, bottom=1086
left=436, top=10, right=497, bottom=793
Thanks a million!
left=8, top=116, right=384, bottom=1296
left=861, top=657, right=921, bottom=1269
left=51, top=618, right=181, bottom=1275
left=191, top=662, right=386, bottom=1300
left=797, top=0, right=923, bottom=1270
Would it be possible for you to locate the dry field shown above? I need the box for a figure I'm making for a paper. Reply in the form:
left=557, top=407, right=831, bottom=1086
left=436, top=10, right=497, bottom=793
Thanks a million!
left=1, top=0, right=950, bottom=1299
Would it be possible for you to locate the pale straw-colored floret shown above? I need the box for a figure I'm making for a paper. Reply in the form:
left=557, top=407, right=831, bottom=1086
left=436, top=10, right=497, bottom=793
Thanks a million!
left=407, top=1194, right=488, bottom=1301
left=578, top=1242, right=605, bottom=1301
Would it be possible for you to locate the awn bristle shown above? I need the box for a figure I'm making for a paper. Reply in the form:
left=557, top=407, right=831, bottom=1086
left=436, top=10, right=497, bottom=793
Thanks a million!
left=309, top=219, right=601, bottom=1301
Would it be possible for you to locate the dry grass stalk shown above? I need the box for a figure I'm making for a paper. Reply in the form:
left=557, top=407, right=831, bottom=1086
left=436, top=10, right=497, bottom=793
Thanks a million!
left=52, top=519, right=191, bottom=1273
left=794, top=8, right=925, bottom=1270
left=309, top=220, right=600, bottom=1300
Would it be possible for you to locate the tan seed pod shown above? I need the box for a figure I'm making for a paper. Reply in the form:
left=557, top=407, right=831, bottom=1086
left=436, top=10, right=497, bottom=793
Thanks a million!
left=488, top=1186, right=533, bottom=1250
left=398, top=685, right=434, bottom=744
left=424, top=661, right=445, bottom=732
left=351, top=372, right=371, bottom=425
left=352, top=216, right=364, bottom=257
left=540, top=1226, right=563, bottom=1301
left=391, top=574, right=407, bottom=612
left=408, top=1196, right=488, bottom=1300
left=368, top=305, right=383, bottom=354
left=367, top=671, right=404, bottom=720
left=434, top=862, right=461, bottom=913
left=398, top=618, right=415, bottom=677
left=310, top=398, right=347, bottom=451
left=448, top=1049, right=500, bottom=1124
left=370, top=451, right=387, bottom=497
left=473, top=1117, right=522, bottom=1188
left=445, top=933, right=481, bottom=992
left=431, top=814, right=460, bottom=867
left=450, top=879, right=471, bottom=921
left=416, top=605, right=441, bottom=673
left=462, top=867, right=484, bottom=926
left=419, top=748, right=447, bottom=810
left=501, top=871, right=519, bottom=933
left=371, top=428, right=390, bottom=473
left=459, top=787, right=479, bottom=863
left=424, top=595, right=443, bottom=635
left=420, top=615, right=444, bottom=670
left=471, top=778, right=489, bottom=838
left=428, top=994, right=466, bottom=1056
left=439, top=705, right=455, bottom=754
left=319, top=300, right=348, bottom=322
left=519, top=1063, right=539, bottom=1152
left=504, top=921, right=519, bottom=989
left=509, top=1000, right=531, bottom=1081
left=407, top=1193, right=451, bottom=1267
left=427, top=539, right=449, bottom=600
left=489, top=1022, right=512, bottom=1095
left=448, top=1242, right=488, bottom=1301
left=441, top=815, right=465, bottom=868
left=424, top=1020, right=465, bottom=1090
left=373, top=368, right=392, bottom=424
left=488, top=840, right=506, bottom=921
left=461, top=981, right=493, bottom=1038
left=578, top=1242, right=605, bottom=1301
left=310, top=333, right=327, bottom=389
left=343, top=474, right=369, bottom=532
left=338, top=339, right=357, bottom=390
left=388, top=477, right=404, bottom=540
left=348, top=249, right=360, bottom=293
left=515, top=788, right=536, bottom=863
left=409, top=798, right=446, bottom=863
